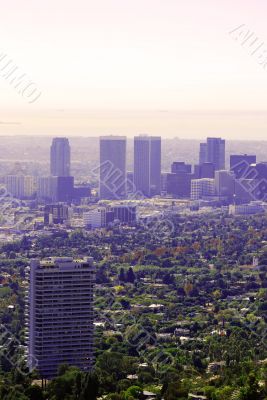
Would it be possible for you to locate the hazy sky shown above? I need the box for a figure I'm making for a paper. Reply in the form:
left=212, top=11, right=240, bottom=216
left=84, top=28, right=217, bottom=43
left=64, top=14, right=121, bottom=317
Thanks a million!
left=1, top=0, right=267, bottom=139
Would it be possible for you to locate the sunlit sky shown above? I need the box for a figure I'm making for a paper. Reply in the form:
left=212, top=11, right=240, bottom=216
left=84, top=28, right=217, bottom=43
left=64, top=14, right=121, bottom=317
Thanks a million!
left=1, top=0, right=267, bottom=139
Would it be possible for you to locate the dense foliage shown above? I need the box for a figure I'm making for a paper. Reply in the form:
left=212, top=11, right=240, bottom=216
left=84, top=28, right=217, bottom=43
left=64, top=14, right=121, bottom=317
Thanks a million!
left=0, top=212, right=267, bottom=399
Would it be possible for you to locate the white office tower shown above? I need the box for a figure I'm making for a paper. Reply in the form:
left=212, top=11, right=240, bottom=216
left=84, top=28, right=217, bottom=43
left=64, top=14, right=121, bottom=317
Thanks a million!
left=26, top=257, right=95, bottom=378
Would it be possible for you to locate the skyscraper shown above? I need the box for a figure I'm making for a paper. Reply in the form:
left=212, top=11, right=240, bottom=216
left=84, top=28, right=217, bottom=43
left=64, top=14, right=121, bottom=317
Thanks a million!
left=99, top=136, right=126, bottom=199
left=230, top=154, right=256, bottom=178
left=199, top=143, right=207, bottom=165
left=50, top=137, right=71, bottom=177
left=134, top=135, right=161, bottom=197
left=206, top=137, right=225, bottom=170
left=215, top=170, right=235, bottom=202
left=26, top=257, right=95, bottom=378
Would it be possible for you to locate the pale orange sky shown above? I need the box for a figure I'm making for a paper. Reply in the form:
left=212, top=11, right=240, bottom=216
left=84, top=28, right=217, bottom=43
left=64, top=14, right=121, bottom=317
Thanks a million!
left=1, top=0, right=267, bottom=139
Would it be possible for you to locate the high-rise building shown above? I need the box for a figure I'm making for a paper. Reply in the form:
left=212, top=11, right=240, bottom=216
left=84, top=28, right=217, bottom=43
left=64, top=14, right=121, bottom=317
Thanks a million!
left=215, top=170, right=235, bottom=203
left=26, top=257, right=95, bottom=378
left=194, top=162, right=215, bottom=179
left=126, top=172, right=134, bottom=194
left=3, top=175, right=36, bottom=199
left=134, top=135, right=161, bottom=197
left=37, top=176, right=57, bottom=203
left=99, top=136, right=126, bottom=200
left=50, top=137, right=71, bottom=177
left=171, top=162, right=191, bottom=174
left=161, top=173, right=168, bottom=193
left=166, top=172, right=192, bottom=198
left=55, top=176, right=74, bottom=203
left=230, top=154, right=256, bottom=176
left=206, top=137, right=225, bottom=170
left=199, top=143, right=207, bottom=165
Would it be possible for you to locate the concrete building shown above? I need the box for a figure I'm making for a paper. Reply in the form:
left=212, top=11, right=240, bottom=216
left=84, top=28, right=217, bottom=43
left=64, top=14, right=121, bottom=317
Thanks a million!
left=171, top=162, right=191, bottom=174
left=234, top=179, right=255, bottom=203
left=215, top=170, right=235, bottom=202
left=230, top=154, right=256, bottom=178
left=134, top=135, right=161, bottom=197
left=83, top=207, right=107, bottom=229
left=206, top=137, right=225, bottom=170
left=37, top=176, right=74, bottom=204
left=191, top=178, right=215, bottom=200
left=194, top=163, right=215, bottom=179
left=55, top=176, right=74, bottom=203
left=44, top=204, right=70, bottom=225
left=111, top=204, right=137, bottom=224
left=50, top=137, right=71, bottom=177
left=229, top=202, right=266, bottom=215
left=166, top=172, right=191, bottom=198
left=99, top=136, right=126, bottom=200
left=26, top=257, right=95, bottom=378
left=37, top=176, right=57, bottom=203
left=3, top=175, right=36, bottom=199
left=83, top=204, right=137, bottom=228
left=160, top=173, right=168, bottom=194
left=199, top=142, right=207, bottom=165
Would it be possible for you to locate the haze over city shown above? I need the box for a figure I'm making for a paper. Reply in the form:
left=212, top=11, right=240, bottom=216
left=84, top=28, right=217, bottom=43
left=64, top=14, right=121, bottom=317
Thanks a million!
left=1, top=0, right=267, bottom=139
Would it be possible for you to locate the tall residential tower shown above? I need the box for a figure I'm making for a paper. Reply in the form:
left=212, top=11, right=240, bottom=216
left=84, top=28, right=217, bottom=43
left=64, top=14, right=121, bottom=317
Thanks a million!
left=26, top=257, right=95, bottom=378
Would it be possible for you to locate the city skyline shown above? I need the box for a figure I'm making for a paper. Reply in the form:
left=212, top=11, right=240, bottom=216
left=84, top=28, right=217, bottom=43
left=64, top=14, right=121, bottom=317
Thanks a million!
left=1, top=1, right=267, bottom=396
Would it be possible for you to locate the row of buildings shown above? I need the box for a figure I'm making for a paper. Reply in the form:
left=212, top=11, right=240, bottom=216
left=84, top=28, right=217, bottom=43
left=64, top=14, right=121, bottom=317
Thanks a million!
left=99, top=135, right=161, bottom=199
left=43, top=203, right=137, bottom=228
left=99, top=135, right=267, bottom=204
left=0, top=138, right=90, bottom=203
left=1, top=136, right=267, bottom=206
left=163, top=146, right=267, bottom=204
left=1, top=175, right=90, bottom=203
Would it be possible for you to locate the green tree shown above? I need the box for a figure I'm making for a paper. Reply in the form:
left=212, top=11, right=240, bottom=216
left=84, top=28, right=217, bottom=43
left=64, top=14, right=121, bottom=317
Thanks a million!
left=124, top=385, right=142, bottom=400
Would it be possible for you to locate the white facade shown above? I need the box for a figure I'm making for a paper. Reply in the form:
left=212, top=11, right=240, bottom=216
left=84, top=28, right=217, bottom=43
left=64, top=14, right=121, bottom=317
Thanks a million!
left=83, top=207, right=107, bottom=228
left=3, top=175, right=36, bottom=198
left=191, top=178, right=215, bottom=200
left=37, top=176, right=57, bottom=201
left=229, top=202, right=266, bottom=215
